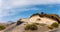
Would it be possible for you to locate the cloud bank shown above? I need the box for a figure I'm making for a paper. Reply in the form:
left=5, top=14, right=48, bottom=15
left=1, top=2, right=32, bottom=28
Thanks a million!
left=0, top=0, right=60, bottom=22
left=1, top=0, right=60, bottom=9
left=1, top=0, right=60, bottom=17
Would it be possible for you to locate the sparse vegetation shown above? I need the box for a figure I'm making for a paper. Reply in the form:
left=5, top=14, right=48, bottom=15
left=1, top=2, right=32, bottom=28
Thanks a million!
left=48, top=22, right=59, bottom=29
left=24, top=24, right=38, bottom=30
left=30, top=13, right=40, bottom=18
left=33, top=23, right=40, bottom=25
left=30, top=12, right=60, bottom=23
left=0, top=25, right=6, bottom=30
left=24, top=24, right=31, bottom=30
left=16, top=20, right=23, bottom=25
left=48, top=26, right=54, bottom=29
left=51, top=22, right=59, bottom=28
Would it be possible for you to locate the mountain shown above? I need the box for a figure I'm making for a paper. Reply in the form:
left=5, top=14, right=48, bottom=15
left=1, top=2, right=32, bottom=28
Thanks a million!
left=1, top=13, right=60, bottom=32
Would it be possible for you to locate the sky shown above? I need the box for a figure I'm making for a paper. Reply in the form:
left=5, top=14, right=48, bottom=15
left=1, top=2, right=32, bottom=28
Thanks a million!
left=0, top=0, right=60, bottom=23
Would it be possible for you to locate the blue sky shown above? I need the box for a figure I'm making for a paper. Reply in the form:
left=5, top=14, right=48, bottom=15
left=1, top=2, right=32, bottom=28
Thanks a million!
left=0, top=0, right=60, bottom=23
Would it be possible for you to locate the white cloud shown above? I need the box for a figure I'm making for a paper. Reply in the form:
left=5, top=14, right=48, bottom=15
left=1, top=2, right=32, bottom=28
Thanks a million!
left=0, top=0, right=60, bottom=22
left=0, top=8, right=42, bottom=18
left=1, top=0, right=60, bottom=9
left=0, top=0, right=59, bottom=14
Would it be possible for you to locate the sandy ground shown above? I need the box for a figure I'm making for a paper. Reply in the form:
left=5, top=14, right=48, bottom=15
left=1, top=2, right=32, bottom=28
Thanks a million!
left=1, top=23, right=60, bottom=32
left=1, top=16, right=60, bottom=32
left=0, top=31, right=2, bottom=32
left=29, top=15, right=57, bottom=25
